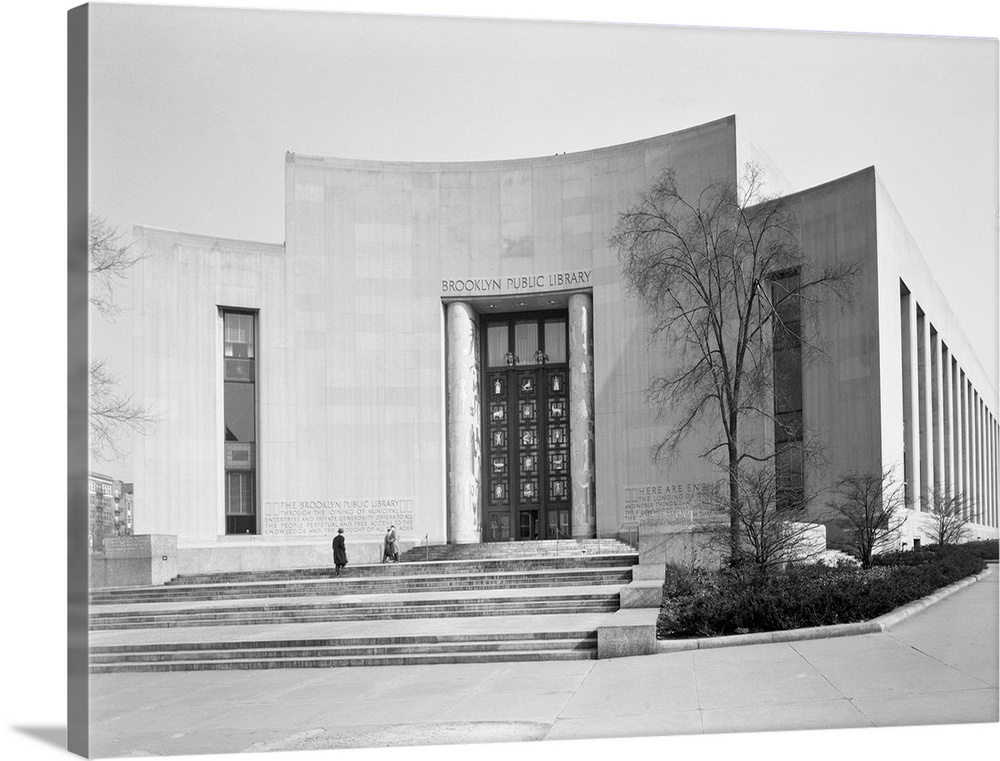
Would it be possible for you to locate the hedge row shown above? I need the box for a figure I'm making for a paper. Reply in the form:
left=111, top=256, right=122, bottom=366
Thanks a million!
left=954, top=539, right=999, bottom=561
left=657, top=544, right=986, bottom=640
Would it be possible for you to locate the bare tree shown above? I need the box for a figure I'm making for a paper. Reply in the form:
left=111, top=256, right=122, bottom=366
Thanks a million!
left=924, top=486, right=971, bottom=546
left=700, top=465, right=827, bottom=573
left=827, top=468, right=907, bottom=568
left=89, top=215, right=142, bottom=319
left=89, top=215, right=154, bottom=460
left=610, top=163, right=856, bottom=560
left=90, top=359, right=154, bottom=461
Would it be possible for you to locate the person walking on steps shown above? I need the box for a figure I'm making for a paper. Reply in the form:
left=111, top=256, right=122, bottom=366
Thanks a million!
left=382, top=527, right=393, bottom=564
left=332, top=528, right=348, bottom=576
left=388, top=524, right=400, bottom=562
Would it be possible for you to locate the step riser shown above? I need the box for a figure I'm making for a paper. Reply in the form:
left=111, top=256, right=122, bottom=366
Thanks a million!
left=92, top=640, right=596, bottom=663
left=90, top=605, right=618, bottom=631
left=90, top=650, right=597, bottom=673
left=91, top=571, right=632, bottom=605
left=91, top=630, right=598, bottom=654
left=155, top=552, right=638, bottom=588
left=90, top=593, right=619, bottom=620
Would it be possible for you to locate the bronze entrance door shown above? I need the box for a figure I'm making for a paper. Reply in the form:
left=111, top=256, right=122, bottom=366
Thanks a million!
left=483, top=315, right=571, bottom=541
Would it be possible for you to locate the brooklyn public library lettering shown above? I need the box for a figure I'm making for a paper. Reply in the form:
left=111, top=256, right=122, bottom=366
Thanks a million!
left=441, top=269, right=592, bottom=295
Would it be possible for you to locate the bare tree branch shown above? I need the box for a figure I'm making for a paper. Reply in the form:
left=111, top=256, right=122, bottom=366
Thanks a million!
left=923, top=486, right=973, bottom=545
left=825, top=467, right=907, bottom=568
left=89, top=214, right=155, bottom=460
left=89, top=214, right=144, bottom=319
left=611, top=163, right=859, bottom=561
left=89, top=359, right=156, bottom=461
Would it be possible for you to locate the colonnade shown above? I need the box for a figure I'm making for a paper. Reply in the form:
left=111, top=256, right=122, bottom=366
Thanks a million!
left=901, top=287, right=998, bottom=529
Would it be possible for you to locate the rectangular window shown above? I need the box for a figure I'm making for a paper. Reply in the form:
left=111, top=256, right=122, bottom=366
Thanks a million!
left=514, top=321, right=540, bottom=366
left=223, top=310, right=257, bottom=534
left=772, top=270, right=803, bottom=509
left=487, top=324, right=509, bottom=367
left=544, top=319, right=567, bottom=364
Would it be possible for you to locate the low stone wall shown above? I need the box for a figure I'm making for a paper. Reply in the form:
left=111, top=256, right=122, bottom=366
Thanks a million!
left=90, top=535, right=177, bottom=589
left=90, top=535, right=418, bottom=586
left=175, top=538, right=416, bottom=576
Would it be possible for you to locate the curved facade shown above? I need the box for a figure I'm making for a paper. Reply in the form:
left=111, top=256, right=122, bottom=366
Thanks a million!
left=130, top=114, right=997, bottom=574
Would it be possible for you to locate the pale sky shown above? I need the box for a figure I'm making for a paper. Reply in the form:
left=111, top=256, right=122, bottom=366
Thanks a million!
left=86, top=2, right=999, bottom=479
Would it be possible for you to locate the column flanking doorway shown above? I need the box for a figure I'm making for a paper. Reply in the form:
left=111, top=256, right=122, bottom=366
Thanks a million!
left=482, top=314, right=571, bottom=541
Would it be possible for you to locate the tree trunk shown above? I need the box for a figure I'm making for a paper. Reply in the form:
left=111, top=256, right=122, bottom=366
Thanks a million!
left=727, top=438, right=741, bottom=563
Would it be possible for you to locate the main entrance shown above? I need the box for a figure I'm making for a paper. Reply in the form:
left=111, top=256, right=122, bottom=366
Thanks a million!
left=482, top=314, right=571, bottom=541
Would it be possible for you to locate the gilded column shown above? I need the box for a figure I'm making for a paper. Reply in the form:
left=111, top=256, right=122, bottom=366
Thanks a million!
left=446, top=302, right=481, bottom=544
left=569, top=293, right=596, bottom=538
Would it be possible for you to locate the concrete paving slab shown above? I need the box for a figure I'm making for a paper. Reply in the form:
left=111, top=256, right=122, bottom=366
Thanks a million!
left=558, top=651, right=698, bottom=717
left=545, top=709, right=705, bottom=740
left=435, top=690, right=575, bottom=723
left=699, top=697, right=872, bottom=734
left=789, top=633, right=990, bottom=698
left=243, top=721, right=552, bottom=752
left=850, top=688, right=999, bottom=727
left=692, top=643, right=843, bottom=710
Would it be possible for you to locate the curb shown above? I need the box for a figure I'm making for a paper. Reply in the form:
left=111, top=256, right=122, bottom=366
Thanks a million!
left=654, top=565, right=992, bottom=655
left=871, top=565, right=992, bottom=631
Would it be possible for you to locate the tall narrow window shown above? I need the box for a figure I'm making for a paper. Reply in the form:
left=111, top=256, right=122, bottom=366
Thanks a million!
left=223, top=310, right=257, bottom=534
left=772, top=270, right=803, bottom=509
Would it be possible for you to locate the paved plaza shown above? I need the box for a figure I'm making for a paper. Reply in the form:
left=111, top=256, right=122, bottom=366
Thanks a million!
left=87, top=567, right=998, bottom=758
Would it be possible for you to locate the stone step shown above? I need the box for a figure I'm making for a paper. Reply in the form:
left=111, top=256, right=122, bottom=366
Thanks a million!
left=89, top=631, right=599, bottom=673
left=89, top=598, right=620, bottom=631
left=160, top=553, right=637, bottom=587
left=90, top=629, right=598, bottom=654
left=89, top=647, right=597, bottom=673
left=91, top=636, right=595, bottom=664
left=398, top=539, right=636, bottom=562
left=90, top=567, right=633, bottom=606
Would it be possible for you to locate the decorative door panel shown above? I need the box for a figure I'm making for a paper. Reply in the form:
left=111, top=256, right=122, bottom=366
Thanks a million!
left=486, top=370, right=510, bottom=512
left=482, top=314, right=572, bottom=541
left=516, top=370, right=541, bottom=509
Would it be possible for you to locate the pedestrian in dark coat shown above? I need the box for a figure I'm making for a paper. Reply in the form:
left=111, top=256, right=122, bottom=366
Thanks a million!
left=388, top=525, right=399, bottom=562
left=332, top=528, right=348, bottom=576
left=382, top=527, right=393, bottom=563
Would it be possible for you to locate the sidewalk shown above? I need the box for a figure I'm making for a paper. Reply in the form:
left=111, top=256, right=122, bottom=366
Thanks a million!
left=88, top=568, right=998, bottom=758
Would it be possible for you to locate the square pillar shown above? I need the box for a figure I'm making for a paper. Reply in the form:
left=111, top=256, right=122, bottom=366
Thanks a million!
left=931, top=331, right=945, bottom=497
left=917, top=310, right=933, bottom=510
left=900, top=291, right=921, bottom=511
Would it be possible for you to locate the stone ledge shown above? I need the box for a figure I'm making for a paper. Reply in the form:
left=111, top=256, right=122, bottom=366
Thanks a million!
left=630, top=564, right=666, bottom=581
left=619, top=580, right=663, bottom=609
left=597, top=608, right=660, bottom=659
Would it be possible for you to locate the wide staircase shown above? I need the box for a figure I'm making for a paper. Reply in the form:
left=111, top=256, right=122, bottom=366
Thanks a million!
left=88, top=538, right=637, bottom=673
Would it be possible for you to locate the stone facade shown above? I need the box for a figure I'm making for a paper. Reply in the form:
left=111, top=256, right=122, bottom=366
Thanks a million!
left=130, top=116, right=997, bottom=574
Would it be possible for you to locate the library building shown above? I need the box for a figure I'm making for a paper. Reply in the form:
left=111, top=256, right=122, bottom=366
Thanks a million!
left=123, top=116, right=998, bottom=575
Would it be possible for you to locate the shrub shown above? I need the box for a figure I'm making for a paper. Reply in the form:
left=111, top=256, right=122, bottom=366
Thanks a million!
left=657, top=545, right=986, bottom=639
left=958, top=539, right=999, bottom=561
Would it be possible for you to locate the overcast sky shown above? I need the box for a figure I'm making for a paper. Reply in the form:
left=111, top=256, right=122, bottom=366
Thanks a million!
left=85, top=2, right=999, bottom=480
